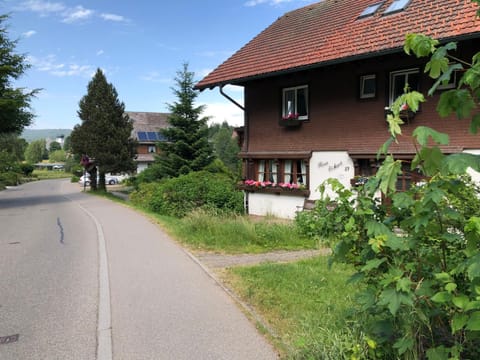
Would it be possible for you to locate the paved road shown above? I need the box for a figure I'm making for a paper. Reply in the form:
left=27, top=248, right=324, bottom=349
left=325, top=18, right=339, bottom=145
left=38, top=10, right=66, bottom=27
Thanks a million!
left=0, top=179, right=278, bottom=359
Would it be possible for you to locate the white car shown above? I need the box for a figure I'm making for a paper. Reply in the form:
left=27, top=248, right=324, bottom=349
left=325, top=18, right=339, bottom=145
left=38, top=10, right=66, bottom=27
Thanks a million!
left=79, top=174, right=118, bottom=186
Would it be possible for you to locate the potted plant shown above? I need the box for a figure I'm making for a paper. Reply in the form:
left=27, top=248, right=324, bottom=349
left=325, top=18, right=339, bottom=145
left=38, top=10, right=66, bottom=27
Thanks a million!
left=279, top=113, right=302, bottom=127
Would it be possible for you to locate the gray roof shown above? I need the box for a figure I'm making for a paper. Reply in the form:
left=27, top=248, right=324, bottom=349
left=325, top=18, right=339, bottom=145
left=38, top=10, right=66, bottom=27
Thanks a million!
left=127, top=111, right=170, bottom=133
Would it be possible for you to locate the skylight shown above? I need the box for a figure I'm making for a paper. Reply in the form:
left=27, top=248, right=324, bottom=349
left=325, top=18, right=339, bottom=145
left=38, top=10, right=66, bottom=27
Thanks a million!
left=384, top=0, right=411, bottom=14
left=358, top=2, right=384, bottom=18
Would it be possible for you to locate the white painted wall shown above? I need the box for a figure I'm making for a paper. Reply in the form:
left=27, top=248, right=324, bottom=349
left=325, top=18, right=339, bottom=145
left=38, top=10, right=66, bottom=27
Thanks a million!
left=246, top=192, right=305, bottom=219
left=309, top=151, right=355, bottom=199
left=245, top=151, right=356, bottom=219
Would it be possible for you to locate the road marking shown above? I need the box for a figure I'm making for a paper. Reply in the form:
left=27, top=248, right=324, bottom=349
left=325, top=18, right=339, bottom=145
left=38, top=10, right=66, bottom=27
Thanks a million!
left=65, top=197, right=112, bottom=360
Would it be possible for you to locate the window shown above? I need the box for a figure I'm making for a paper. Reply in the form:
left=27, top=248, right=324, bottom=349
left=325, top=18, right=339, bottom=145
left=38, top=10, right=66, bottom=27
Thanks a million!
left=384, top=0, right=411, bottom=14
left=358, top=2, right=384, bottom=18
left=283, top=85, right=308, bottom=120
left=389, top=68, right=420, bottom=105
left=255, top=159, right=307, bottom=185
left=257, top=160, right=278, bottom=183
left=359, top=74, right=376, bottom=99
left=148, top=145, right=156, bottom=153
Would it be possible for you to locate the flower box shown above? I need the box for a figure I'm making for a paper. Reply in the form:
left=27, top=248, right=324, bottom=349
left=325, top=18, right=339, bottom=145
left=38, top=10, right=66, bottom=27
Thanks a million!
left=238, top=180, right=310, bottom=197
left=279, top=118, right=302, bottom=127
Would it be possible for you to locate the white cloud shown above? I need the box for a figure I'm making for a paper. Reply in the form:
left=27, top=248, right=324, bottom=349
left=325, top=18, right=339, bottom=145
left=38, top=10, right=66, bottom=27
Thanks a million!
left=17, top=0, right=66, bottom=15
left=203, top=101, right=245, bottom=127
left=23, top=30, right=37, bottom=38
left=140, top=71, right=172, bottom=84
left=61, top=5, right=94, bottom=23
left=96, top=49, right=105, bottom=56
left=100, top=13, right=127, bottom=22
left=28, top=54, right=94, bottom=77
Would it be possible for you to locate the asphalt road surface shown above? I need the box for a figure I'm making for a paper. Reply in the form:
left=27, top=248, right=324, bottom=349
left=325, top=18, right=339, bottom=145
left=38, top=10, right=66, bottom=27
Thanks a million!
left=0, top=179, right=278, bottom=360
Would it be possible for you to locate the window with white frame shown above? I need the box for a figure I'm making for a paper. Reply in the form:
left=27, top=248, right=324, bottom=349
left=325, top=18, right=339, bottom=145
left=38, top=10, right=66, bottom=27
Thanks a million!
left=148, top=145, right=156, bottom=153
left=359, top=74, right=376, bottom=99
left=282, top=85, right=308, bottom=120
left=389, top=68, right=420, bottom=105
left=257, top=160, right=278, bottom=183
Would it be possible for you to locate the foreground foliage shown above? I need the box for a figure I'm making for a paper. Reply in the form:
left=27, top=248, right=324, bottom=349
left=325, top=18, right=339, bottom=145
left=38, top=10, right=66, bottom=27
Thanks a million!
left=130, top=170, right=244, bottom=218
left=296, top=28, right=480, bottom=359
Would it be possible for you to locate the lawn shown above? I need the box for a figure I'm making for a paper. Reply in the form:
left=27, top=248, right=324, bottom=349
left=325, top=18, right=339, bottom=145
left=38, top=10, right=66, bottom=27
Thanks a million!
left=225, top=256, right=363, bottom=359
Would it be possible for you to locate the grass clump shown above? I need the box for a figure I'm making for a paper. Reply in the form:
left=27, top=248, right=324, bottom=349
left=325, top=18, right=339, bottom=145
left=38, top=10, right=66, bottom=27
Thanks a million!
left=170, top=209, right=317, bottom=253
left=227, top=256, right=363, bottom=359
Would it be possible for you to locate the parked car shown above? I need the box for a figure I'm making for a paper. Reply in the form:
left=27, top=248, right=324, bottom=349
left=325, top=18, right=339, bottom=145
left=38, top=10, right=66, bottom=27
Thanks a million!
left=79, top=174, right=118, bottom=186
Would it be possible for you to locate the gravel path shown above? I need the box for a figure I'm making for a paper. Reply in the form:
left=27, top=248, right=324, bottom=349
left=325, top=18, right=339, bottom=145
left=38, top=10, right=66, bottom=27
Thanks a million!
left=193, top=248, right=331, bottom=269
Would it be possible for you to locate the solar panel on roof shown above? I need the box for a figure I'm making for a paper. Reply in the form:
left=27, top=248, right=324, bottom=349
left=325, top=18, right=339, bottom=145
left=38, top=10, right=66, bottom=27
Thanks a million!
left=147, top=132, right=159, bottom=141
left=384, top=0, right=410, bottom=14
left=137, top=131, right=148, bottom=140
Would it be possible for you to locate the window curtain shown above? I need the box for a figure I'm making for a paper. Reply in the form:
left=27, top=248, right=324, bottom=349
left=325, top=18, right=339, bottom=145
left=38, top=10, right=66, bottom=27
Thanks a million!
left=284, top=160, right=292, bottom=183
left=258, top=160, right=265, bottom=181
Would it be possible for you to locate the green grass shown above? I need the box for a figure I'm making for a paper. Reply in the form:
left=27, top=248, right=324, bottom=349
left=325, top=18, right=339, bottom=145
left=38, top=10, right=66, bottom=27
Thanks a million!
left=227, top=256, right=363, bottom=359
left=32, top=169, right=71, bottom=180
left=165, top=209, right=317, bottom=253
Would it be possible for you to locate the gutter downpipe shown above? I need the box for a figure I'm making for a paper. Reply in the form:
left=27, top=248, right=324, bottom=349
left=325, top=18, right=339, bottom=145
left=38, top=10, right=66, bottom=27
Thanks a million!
left=219, top=84, right=249, bottom=214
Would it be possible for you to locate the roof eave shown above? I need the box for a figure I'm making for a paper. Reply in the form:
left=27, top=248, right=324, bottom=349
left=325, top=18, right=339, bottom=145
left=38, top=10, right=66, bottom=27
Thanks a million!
left=195, top=32, right=480, bottom=91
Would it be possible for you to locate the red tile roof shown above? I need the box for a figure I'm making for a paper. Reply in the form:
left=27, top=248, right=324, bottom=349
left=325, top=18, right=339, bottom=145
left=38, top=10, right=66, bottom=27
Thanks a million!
left=196, top=0, right=480, bottom=90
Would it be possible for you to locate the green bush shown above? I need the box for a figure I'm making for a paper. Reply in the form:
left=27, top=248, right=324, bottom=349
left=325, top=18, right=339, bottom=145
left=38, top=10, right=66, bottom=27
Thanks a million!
left=19, top=163, right=34, bottom=176
left=130, top=171, right=244, bottom=217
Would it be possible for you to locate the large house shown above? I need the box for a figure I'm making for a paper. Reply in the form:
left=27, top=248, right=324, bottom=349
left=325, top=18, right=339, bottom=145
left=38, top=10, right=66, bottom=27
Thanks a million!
left=195, top=0, right=480, bottom=219
left=127, top=111, right=169, bottom=173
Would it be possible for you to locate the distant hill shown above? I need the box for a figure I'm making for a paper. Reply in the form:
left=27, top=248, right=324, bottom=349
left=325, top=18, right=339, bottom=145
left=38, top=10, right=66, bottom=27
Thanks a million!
left=21, top=129, right=72, bottom=142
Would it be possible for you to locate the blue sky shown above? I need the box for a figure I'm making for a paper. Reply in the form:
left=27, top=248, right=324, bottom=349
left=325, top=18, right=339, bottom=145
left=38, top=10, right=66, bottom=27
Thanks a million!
left=2, top=0, right=316, bottom=129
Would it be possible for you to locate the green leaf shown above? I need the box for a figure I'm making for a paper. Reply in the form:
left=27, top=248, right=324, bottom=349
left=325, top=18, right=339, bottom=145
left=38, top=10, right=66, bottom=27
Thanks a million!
left=442, top=153, right=480, bottom=175
left=434, top=272, right=453, bottom=283
left=452, top=295, right=470, bottom=310
left=362, top=257, right=387, bottom=272
left=377, top=137, right=394, bottom=157
left=467, top=256, right=480, bottom=281
left=465, top=301, right=480, bottom=311
left=392, top=191, right=415, bottom=208
left=431, top=291, right=452, bottom=304
left=426, top=345, right=450, bottom=360
left=437, top=89, right=475, bottom=119
left=412, top=126, right=449, bottom=146
left=396, top=277, right=412, bottom=293
left=404, top=90, right=425, bottom=112
left=404, top=33, right=439, bottom=57
left=452, top=314, right=469, bottom=333
left=386, top=113, right=404, bottom=138
left=428, top=63, right=464, bottom=96
left=376, top=156, right=402, bottom=195
left=412, top=146, right=445, bottom=177
left=470, top=113, right=480, bottom=134
left=466, top=311, right=480, bottom=331
left=393, top=336, right=414, bottom=355
left=445, top=282, right=457, bottom=293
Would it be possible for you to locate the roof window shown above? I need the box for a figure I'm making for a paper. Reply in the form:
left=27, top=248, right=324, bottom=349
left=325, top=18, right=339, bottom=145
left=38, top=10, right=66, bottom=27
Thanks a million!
left=358, top=2, right=384, bottom=18
left=384, top=0, right=411, bottom=14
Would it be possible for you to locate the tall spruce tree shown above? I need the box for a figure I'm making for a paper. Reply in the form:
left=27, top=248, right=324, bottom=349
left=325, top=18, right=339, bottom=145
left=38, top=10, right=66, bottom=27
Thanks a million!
left=156, top=63, right=213, bottom=177
left=0, top=14, right=39, bottom=134
left=71, top=69, right=136, bottom=190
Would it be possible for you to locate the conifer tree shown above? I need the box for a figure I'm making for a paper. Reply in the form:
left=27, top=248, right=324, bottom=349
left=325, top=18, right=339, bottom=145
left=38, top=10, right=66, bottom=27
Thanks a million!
left=71, top=69, right=136, bottom=190
left=156, top=63, right=213, bottom=178
left=0, top=14, right=39, bottom=134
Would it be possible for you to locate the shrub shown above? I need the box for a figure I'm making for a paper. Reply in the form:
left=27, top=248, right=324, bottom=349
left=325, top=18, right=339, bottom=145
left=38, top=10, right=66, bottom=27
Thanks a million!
left=130, top=171, right=244, bottom=217
left=19, top=163, right=34, bottom=176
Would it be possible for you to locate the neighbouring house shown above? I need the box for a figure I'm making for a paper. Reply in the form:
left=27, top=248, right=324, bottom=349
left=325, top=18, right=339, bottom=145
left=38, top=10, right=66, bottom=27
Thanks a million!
left=195, top=0, right=480, bottom=219
left=127, top=111, right=169, bottom=173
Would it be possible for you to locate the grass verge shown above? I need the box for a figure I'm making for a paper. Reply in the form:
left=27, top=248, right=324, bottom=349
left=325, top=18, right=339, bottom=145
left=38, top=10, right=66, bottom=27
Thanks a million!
left=157, top=209, right=317, bottom=254
left=225, top=256, right=363, bottom=359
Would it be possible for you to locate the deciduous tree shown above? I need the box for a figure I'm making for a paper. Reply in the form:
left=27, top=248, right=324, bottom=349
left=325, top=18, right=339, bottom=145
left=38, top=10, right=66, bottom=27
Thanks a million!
left=0, top=14, right=39, bottom=134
